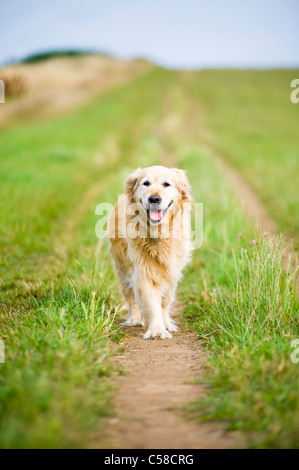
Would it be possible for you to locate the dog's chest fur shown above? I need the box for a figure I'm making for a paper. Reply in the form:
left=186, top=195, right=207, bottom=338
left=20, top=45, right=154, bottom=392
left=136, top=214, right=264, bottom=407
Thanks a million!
left=128, top=236, right=191, bottom=287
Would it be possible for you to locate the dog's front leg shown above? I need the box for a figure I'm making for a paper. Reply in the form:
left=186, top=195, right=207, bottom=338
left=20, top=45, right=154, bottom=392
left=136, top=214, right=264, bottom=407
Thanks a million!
left=134, top=274, right=172, bottom=340
left=162, top=283, right=178, bottom=333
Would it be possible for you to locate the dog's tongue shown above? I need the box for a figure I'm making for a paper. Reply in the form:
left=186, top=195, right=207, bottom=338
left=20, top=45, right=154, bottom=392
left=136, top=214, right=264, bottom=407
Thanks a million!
left=150, top=210, right=162, bottom=221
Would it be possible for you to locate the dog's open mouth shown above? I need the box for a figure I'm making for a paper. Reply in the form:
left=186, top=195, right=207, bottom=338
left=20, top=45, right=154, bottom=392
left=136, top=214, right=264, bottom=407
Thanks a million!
left=146, top=201, right=173, bottom=224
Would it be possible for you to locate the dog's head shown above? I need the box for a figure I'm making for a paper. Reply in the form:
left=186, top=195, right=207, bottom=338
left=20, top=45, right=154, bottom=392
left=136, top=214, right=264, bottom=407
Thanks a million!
left=125, top=165, right=191, bottom=225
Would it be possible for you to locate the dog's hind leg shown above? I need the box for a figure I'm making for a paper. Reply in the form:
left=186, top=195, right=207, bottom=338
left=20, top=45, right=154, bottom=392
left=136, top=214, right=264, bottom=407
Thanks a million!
left=120, top=283, right=144, bottom=327
left=109, top=235, right=143, bottom=326
left=113, top=263, right=143, bottom=326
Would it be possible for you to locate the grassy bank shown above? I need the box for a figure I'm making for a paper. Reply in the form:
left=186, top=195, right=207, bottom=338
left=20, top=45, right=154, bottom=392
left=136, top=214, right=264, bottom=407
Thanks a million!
left=178, top=146, right=299, bottom=448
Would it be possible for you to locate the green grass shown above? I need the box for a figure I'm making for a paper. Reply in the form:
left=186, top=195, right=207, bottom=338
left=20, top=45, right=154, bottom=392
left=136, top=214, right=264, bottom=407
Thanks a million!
left=0, top=278, right=118, bottom=448
left=0, top=68, right=172, bottom=448
left=179, top=147, right=299, bottom=448
left=0, top=66, right=298, bottom=448
left=183, top=69, right=299, bottom=247
left=175, top=72, right=299, bottom=447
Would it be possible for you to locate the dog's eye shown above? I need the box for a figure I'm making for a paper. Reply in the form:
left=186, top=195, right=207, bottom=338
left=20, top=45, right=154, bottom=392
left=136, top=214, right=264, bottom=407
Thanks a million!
left=143, top=181, right=150, bottom=186
left=163, top=182, right=171, bottom=187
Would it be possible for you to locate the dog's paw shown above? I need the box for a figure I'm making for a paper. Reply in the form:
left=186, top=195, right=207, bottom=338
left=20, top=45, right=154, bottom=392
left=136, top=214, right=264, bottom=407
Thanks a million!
left=143, top=328, right=172, bottom=340
left=121, top=317, right=145, bottom=327
left=165, top=318, right=178, bottom=332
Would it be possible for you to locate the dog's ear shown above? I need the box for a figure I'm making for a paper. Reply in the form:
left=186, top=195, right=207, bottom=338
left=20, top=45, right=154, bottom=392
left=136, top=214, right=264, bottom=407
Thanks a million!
left=125, top=168, right=141, bottom=202
left=172, top=168, right=192, bottom=201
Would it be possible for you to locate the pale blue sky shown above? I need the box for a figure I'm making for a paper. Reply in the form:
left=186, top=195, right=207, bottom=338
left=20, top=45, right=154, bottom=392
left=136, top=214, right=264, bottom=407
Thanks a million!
left=1, top=0, right=298, bottom=68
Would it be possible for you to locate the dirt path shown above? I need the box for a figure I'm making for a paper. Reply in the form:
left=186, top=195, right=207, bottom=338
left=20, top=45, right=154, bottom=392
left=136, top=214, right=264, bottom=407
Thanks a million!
left=97, top=310, right=242, bottom=449
left=95, top=89, right=254, bottom=450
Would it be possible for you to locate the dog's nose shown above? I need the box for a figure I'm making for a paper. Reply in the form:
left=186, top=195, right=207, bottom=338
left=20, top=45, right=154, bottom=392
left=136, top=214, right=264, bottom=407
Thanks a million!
left=148, top=194, right=161, bottom=205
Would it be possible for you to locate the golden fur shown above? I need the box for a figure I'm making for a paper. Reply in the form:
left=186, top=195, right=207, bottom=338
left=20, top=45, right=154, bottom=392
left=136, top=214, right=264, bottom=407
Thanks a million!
left=108, top=165, right=192, bottom=339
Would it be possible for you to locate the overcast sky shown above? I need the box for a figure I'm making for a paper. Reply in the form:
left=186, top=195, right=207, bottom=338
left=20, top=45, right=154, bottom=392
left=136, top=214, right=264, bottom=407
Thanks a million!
left=1, top=0, right=298, bottom=68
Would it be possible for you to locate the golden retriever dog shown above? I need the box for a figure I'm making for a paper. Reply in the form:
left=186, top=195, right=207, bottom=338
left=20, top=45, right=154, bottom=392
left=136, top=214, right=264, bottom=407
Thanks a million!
left=108, top=165, right=192, bottom=339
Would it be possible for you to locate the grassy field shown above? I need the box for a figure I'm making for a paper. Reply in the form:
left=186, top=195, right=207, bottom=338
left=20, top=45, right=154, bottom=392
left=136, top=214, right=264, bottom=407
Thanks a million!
left=184, top=69, right=299, bottom=247
left=0, top=67, right=298, bottom=448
